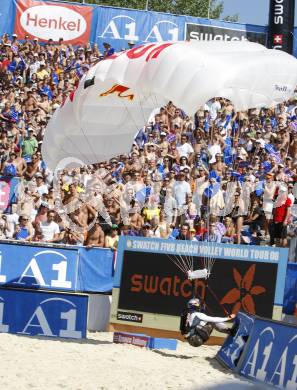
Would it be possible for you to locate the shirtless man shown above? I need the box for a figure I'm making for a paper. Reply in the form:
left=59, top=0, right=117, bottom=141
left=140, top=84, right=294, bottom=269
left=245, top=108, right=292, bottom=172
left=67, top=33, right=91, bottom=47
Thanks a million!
left=85, top=220, right=105, bottom=247
left=24, top=153, right=40, bottom=180
left=105, top=197, right=121, bottom=224
left=14, top=153, right=27, bottom=177
left=38, top=94, right=50, bottom=120
left=24, top=91, right=38, bottom=112
left=159, top=107, right=169, bottom=128
left=128, top=208, right=144, bottom=232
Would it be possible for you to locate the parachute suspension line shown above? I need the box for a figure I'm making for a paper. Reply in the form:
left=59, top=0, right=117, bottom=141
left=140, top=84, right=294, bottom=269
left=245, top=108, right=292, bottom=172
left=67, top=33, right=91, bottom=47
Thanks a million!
left=167, top=254, right=189, bottom=276
left=78, top=124, right=102, bottom=166
left=120, top=96, right=147, bottom=144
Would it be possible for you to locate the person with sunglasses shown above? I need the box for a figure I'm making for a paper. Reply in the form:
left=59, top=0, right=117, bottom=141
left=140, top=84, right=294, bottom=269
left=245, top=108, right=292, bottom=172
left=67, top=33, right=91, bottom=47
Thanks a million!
left=14, top=214, right=34, bottom=241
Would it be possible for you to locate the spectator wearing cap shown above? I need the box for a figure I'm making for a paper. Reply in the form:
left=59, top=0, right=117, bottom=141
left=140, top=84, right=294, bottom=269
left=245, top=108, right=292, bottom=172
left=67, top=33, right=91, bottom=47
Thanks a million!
left=159, top=131, right=169, bottom=157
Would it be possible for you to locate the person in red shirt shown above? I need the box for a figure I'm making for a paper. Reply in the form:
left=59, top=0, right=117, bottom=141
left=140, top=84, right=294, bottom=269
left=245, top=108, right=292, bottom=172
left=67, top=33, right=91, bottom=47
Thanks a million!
left=271, top=188, right=292, bottom=247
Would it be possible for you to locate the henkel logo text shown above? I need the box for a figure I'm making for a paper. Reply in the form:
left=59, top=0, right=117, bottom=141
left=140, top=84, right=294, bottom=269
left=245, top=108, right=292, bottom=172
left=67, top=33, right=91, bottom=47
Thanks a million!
left=15, top=0, right=92, bottom=44
left=20, top=6, right=86, bottom=41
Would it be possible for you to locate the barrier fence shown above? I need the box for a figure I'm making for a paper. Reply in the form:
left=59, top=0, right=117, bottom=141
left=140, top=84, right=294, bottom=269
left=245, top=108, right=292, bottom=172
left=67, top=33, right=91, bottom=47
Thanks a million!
left=1, top=0, right=297, bottom=56
left=217, top=311, right=297, bottom=389
left=0, top=240, right=114, bottom=293
left=0, top=237, right=295, bottom=342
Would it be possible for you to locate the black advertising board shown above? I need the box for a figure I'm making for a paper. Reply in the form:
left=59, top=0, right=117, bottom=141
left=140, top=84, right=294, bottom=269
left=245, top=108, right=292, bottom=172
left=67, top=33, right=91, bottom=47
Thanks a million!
left=118, top=251, right=278, bottom=319
left=267, top=0, right=295, bottom=53
left=185, top=23, right=267, bottom=45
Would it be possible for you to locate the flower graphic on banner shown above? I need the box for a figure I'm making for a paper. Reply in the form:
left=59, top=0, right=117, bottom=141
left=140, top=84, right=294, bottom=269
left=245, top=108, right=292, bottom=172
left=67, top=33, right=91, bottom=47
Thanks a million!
left=220, top=264, right=266, bottom=315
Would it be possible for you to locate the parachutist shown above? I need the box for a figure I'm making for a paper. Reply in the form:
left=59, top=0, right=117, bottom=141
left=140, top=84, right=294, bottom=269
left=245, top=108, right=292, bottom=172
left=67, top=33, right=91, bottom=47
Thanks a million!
left=180, top=298, right=237, bottom=347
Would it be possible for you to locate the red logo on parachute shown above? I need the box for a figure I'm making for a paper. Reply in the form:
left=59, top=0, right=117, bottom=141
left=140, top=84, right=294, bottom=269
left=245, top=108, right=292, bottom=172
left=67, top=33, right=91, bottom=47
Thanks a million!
left=106, top=43, right=174, bottom=62
left=100, top=85, right=134, bottom=100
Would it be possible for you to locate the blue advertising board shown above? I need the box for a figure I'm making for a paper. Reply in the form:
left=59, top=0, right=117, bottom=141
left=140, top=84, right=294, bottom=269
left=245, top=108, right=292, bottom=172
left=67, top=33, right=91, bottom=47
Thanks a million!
left=0, top=243, right=78, bottom=291
left=0, top=288, right=88, bottom=338
left=95, top=6, right=184, bottom=51
left=217, top=311, right=255, bottom=370
left=284, top=262, right=297, bottom=315
left=1, top=0, right=297, bottom=57
left=0, top=1, right=15, bottom=38
left=0, top=242, right=114, bottom=293
left=239, top=317, right=297, bottom=389
left=77, top=247, right=114, bottom=292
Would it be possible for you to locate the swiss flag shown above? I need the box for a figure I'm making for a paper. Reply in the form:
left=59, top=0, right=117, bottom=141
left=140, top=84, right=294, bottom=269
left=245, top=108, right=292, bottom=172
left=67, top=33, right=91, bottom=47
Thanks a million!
left=273, top=34, right=283, bottom=45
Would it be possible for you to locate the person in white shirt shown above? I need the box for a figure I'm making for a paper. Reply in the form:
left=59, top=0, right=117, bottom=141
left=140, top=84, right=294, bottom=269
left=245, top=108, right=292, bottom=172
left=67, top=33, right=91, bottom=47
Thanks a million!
left=173, top=172, right=191, bottom=208
left=177, top=134, right=194, bottom=161
left=209, top=98, right=221, bottom=120
left=38, top=210, right=60, bottom=243
left=35, top=173, right=48, bottom=196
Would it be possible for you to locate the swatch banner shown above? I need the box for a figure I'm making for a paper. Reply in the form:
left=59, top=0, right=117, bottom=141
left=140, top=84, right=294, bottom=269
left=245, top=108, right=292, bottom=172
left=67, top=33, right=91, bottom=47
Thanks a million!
left=0, top=288, right=88, bottom=338
left=14, top=0, right=93, bottom=44
left=185, top=22, right=266, bottom=45
left=118, top=250, right=278, bottom=318
left=267, top=0, right=295, bottom=53
left=95, top=6, right=184, bottom=52
left=239, top=317, right=297, bottom=389
left=217, top=311, right=255, bottom=370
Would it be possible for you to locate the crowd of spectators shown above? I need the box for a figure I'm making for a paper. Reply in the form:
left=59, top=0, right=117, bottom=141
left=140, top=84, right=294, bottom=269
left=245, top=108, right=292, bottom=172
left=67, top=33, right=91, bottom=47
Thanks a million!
left=0, top=33, right=296, bottom=258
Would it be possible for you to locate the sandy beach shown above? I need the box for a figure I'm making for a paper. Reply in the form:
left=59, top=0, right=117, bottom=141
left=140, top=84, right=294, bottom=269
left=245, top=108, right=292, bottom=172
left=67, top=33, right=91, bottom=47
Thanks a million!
left=0, top=331, right=258, bottom=390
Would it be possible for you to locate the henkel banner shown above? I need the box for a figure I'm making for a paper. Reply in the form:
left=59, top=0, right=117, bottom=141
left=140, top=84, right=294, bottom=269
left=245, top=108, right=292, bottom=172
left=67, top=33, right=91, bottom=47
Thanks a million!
left=95, top=6, right=183, bottom=52
left=14, top=0, right=93, bottom=44
left=268, top=0, right=295, bottom=53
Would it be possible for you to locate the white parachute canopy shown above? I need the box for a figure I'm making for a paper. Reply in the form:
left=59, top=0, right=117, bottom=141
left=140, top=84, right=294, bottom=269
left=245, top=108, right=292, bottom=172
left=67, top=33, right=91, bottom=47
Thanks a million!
left=42, top=41, right=297, bottom=171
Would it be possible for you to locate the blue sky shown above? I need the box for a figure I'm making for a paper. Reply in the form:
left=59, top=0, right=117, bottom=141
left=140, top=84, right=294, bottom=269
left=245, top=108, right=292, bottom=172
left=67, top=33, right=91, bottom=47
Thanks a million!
left=221, top=0, right=297, bottom=26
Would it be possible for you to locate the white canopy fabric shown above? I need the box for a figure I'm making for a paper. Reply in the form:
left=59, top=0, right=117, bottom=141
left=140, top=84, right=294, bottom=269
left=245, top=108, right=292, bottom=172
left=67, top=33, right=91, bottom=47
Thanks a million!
left=42, top=41, right=297, bottom=171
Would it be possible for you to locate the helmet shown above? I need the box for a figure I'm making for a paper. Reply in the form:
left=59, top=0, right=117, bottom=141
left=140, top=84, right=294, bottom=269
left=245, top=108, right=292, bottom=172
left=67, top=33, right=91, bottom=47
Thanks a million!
left=187, top=298, right=201, bottom=311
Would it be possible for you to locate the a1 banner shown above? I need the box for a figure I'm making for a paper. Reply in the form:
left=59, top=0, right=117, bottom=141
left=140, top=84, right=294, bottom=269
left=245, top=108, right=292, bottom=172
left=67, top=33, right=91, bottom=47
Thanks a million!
left=14, top=0, right=93, bottom=44
left=0, top=288, right=88, bottom=339
left=239, top=317, right=297, bottom=388
left=217, top=311, right=255, bottom=370
left=267, top=0, right=295, bottom=53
